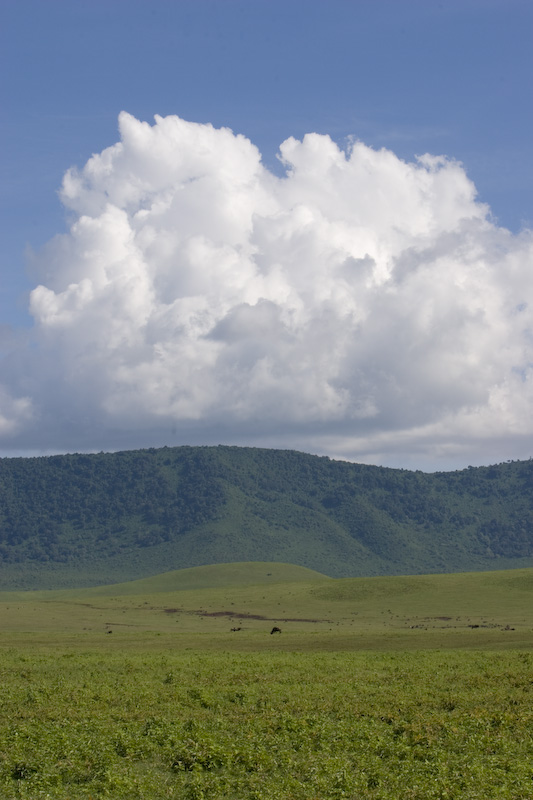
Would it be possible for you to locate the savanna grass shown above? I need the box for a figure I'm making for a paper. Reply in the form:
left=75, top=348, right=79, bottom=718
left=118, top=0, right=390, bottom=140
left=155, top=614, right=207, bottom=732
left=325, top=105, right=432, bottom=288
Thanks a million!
left=0, top=646, right=531, bottom=799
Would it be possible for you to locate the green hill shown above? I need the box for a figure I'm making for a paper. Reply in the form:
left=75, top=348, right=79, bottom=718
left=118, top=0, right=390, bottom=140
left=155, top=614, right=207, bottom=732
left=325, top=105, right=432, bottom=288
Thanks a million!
left=1, top=445, right=532, bottom=589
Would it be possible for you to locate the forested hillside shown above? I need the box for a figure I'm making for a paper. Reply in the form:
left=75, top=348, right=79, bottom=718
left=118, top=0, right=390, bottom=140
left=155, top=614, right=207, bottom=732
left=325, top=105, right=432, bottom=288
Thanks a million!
left=0, top=446, right=532, bottom=588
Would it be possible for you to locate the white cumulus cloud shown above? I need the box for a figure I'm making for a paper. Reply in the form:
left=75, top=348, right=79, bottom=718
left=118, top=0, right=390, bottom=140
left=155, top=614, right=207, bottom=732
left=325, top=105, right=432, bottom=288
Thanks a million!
left=3, top=111, right=533, bottom=468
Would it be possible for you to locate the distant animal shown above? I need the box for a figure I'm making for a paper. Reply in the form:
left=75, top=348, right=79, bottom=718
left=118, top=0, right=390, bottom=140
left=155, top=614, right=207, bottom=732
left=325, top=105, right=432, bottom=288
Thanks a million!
left=231, top=627, right=242, bottom=632
left=270, top=626, right=282, bottom=634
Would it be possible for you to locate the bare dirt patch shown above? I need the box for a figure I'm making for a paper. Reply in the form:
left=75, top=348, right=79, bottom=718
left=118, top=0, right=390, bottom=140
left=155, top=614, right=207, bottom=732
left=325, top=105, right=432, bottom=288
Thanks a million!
left=190, top=609, right=331, bottom=623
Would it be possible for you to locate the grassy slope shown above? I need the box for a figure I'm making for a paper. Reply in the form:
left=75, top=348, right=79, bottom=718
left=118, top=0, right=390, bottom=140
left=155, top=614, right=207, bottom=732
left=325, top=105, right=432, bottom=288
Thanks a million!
left=0, top=562, right=531, bottom=651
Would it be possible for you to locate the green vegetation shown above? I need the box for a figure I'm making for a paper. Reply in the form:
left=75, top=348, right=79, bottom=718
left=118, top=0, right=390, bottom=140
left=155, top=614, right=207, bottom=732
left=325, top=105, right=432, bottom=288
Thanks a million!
left=1, top=445, right=533, bottom=589
left=0, top=649, right=531, bottom=799
left=0, top=565, right=532, bottom=798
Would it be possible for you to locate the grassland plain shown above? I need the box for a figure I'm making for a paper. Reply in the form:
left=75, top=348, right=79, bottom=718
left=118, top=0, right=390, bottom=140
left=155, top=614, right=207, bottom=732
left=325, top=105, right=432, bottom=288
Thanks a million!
left=1, top=563, right=532, bottom=647
left=0, top=564, right=532, bottom=798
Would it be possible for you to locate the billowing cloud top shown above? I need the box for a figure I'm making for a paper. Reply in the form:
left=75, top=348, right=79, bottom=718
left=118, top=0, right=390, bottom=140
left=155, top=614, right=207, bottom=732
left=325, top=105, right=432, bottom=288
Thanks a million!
left=3, top=112, right=533, bottom=468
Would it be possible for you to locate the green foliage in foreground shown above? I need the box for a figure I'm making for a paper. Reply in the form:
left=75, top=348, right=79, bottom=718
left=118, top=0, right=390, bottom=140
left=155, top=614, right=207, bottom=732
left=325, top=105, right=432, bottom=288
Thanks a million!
left=0, top=647, right=532, bottom=799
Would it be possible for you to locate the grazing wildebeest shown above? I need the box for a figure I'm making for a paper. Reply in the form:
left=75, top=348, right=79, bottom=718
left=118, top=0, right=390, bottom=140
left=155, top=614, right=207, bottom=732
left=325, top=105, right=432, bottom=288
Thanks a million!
left=231, top=627, right=242, bottom=632
left=270, top=626, right=282, bottom=634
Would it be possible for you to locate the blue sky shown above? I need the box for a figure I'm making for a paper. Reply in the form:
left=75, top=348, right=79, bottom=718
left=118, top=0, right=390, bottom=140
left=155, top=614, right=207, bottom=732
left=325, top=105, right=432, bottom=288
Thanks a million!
left=0, top=0, right=532, bottom=468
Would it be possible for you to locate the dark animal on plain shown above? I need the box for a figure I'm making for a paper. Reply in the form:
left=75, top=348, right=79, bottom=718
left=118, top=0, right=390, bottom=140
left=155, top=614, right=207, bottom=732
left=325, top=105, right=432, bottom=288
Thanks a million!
left=270, top=626, right=282, bottom=634
left=231, top=627, right=242, bottom=632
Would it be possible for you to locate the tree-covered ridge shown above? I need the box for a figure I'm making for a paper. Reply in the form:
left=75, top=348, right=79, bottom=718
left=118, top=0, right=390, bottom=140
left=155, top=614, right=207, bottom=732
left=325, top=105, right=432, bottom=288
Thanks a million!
left=0, top=448, right=226, bottom=564
left=0, top=445, right=532, bottom=587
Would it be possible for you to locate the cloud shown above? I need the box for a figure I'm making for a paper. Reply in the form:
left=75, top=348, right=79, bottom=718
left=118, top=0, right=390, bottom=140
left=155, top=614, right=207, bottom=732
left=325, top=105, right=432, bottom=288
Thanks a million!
left=3, top=111, right=533, bottom=468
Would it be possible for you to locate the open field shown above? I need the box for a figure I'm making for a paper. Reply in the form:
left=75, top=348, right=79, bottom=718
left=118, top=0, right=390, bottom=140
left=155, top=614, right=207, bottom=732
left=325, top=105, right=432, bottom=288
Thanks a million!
left=0, top=562, right=532, bottom=650
left=0, top=565, right=532, bottom=798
